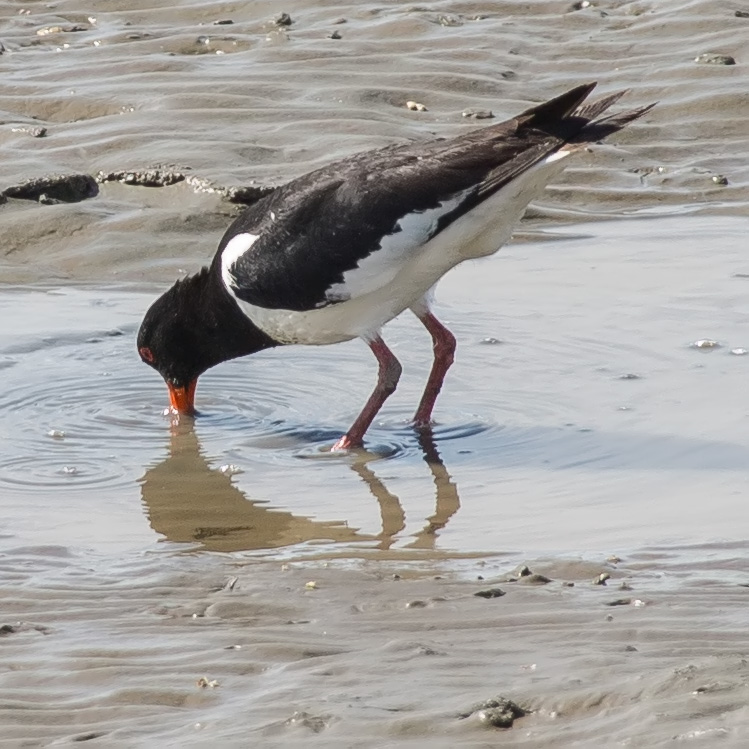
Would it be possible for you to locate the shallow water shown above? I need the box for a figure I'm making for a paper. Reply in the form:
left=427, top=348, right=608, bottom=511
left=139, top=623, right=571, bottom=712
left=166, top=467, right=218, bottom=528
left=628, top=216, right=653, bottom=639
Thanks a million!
left=2, top=216, right=749, bottom=558
left=2, top=0, right=749, bottom=745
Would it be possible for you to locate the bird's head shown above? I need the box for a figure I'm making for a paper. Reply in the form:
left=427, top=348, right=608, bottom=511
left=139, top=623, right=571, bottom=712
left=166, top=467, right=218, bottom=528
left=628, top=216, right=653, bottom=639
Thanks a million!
left=138, top=268, right=277, bottom=416
left=137, top=272, right=215, bottom=416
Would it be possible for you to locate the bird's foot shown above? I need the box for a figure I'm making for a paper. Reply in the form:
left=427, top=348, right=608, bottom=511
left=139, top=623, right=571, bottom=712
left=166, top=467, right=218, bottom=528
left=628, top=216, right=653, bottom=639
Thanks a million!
left=411, top=417, right=435, bottom=432
left=331, top=434, right=363, bottom=452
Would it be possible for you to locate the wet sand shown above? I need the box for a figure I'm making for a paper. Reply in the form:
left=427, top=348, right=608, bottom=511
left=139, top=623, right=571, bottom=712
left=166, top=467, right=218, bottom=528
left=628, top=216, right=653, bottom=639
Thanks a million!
left=2, top=0, right=749, bottom=746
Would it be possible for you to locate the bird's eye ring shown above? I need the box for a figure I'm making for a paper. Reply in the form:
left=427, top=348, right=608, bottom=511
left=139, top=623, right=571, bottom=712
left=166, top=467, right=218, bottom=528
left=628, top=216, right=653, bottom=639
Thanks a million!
left=139, top=346, right=155, bottom=363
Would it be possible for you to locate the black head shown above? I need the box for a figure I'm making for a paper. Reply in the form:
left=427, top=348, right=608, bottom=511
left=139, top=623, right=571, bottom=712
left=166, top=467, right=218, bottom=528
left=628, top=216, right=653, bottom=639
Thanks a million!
left=137, top=273, right=211, bottom=413
left=137, top=268, right=276, bottom=414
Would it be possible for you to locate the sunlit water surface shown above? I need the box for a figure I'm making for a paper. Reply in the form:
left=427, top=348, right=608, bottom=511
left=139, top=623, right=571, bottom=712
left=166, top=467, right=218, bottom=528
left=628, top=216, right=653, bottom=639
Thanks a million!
left=2, top=216, right=747, bottom=560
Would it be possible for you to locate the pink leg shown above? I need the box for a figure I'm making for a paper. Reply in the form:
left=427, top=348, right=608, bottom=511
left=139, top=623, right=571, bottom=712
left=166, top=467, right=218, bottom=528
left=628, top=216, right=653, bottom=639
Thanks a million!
left=412, top=309, right=456, bottom=428
left=332, top=336, right=402, bottom=451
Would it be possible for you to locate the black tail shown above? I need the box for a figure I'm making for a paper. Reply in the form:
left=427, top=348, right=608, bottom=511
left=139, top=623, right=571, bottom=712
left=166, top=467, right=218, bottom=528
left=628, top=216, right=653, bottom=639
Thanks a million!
left=519, top=82, right=656, bottom=144
left=572, top=100, right=657, bottom=143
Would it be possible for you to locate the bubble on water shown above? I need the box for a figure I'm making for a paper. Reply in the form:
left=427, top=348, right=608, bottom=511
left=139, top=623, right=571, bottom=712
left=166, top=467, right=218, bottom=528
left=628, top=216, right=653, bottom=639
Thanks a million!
left=218, top=464, right=243, bottom=476
left=730, top=347, right=748, bottom=356
left=690, top=339, right=721, bottom=350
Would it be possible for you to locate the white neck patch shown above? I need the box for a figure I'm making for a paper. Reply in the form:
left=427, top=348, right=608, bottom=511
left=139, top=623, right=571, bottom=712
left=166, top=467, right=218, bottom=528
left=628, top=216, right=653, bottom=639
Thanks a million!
left=220, top=232, right=259, bottom=291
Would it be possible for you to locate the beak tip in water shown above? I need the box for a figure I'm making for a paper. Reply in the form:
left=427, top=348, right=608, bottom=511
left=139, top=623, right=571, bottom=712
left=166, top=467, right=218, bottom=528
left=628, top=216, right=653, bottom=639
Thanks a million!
left=167, top=380, right=198, bottom=416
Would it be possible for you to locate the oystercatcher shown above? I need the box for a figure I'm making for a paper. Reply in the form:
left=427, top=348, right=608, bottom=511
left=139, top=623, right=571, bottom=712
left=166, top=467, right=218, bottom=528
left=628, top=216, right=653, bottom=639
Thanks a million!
left=138, top=82, right=653, bottom=450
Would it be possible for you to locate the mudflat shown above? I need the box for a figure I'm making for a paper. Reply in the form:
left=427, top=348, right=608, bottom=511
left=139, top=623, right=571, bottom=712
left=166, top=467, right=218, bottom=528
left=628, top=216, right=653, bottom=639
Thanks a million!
left=1, top=1, right=748, bottom=746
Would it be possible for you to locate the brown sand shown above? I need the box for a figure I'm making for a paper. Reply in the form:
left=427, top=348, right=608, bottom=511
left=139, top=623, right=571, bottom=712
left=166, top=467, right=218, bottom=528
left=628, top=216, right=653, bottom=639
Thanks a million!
left=1, top=0, right=749, bottom=745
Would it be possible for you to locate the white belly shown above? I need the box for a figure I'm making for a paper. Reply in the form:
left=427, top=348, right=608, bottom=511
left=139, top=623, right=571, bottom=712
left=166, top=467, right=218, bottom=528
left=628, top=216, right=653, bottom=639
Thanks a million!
left=233, top=151, right=572, bottom=345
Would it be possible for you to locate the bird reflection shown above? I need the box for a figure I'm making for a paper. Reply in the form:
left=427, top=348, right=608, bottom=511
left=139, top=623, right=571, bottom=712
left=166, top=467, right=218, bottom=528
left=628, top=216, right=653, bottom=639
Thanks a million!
left=139, top=422, right=461, bottom=552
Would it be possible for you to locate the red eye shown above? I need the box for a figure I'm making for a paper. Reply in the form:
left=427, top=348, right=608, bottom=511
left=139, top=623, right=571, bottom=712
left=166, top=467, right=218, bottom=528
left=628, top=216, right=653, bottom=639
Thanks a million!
left=139, top=346, right=155, bottom=363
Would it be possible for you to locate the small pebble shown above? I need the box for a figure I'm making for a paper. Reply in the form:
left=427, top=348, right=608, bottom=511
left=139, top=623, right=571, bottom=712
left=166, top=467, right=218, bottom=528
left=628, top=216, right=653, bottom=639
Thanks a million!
left=406, top=100, right=428, bottom=112
left=571, top=0, right=592, bottom=8
left=712, top=174, right=728, bottom=185
left=213, top=19, right=233, bottom=25
left=736, top=10, right=749, bottom=17
left=61, top=466, right=78, bottom=475
left=304, top=581, right=318, bottom=590
left=196, top=677, right=219, bottom=688
left=730, top=348, right=748, bottom=355
left=474, top=587, right=506, bottom=599
left=328, top=30, right=342, bottom=39
left=618, top=373, right=640, bottom=380
left=606, top=598, right=632, bottom=606
left=516, top=573, right=552, bottom=585
left=218, top=464, right=243, bottom=476
left=480, top=337, right=502, bottom=345
left=37, top=24, right=88, bottom=35
left=462, top=108, right=494, bottom=119
left=461, top=696, right=526, bottom=728
left=624, top=645, right=638, bottom=652
left=406, top=600, right=428, bottom=608
left=47, top=429, right=65, bottom=439
left=437, top=14, right=463, bottom=26
left=11, top=126, right=47, bottom=137
left=694, top=53, right=736, bottom=65
left=274, top=12, right=293, bottom=26
left=592, top=572, right=610, bottom=585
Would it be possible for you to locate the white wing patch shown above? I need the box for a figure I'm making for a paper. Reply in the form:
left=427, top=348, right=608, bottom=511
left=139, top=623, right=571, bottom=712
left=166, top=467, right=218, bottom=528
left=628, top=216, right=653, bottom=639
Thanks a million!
left=323, top=190, right=471, bottom=304
left=220, top=232, right=259, bottom=291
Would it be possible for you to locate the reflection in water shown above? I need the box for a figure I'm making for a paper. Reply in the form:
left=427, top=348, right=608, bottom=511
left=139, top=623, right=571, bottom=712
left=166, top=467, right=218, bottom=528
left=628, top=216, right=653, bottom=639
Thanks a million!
left=139, top=424, right=461, bottom=552
left=350, top=430, right=460, bottom=551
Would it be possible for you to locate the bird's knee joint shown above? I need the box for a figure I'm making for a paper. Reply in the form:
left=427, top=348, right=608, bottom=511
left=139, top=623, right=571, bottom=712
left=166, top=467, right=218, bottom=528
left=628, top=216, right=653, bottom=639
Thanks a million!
left=381, top=359, right=402, bottom=394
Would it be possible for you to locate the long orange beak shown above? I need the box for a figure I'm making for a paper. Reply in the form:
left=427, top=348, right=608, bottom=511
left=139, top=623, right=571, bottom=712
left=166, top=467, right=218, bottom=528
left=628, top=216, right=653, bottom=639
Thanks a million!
left=167, top=379, right=198, bottom=416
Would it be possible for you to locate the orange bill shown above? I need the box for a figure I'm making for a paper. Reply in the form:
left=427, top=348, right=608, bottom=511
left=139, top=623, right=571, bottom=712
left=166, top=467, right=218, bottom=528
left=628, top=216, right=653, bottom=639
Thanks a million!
left=167, top=379, right=197, bottom=415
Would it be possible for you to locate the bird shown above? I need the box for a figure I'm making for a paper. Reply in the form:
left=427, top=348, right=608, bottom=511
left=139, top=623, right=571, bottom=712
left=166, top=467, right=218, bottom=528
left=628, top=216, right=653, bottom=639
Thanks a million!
left=137, top=82, right=653, bottom=451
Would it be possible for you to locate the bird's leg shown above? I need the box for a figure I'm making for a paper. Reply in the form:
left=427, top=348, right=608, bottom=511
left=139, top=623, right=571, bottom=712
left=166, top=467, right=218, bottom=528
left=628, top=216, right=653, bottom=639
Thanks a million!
left=412, top=309, right=456, bottom=429
left=332, top=336, right=402, bottom=451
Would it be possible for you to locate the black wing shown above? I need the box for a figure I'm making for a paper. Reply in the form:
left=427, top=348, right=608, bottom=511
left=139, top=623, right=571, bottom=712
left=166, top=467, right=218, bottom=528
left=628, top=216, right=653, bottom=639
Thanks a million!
left=215, top=83, right=651, bottom=312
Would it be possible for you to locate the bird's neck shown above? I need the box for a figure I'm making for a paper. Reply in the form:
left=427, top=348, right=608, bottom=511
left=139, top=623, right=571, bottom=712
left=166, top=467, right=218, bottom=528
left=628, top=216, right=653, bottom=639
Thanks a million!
left=195, top=266, right=279, bottom=363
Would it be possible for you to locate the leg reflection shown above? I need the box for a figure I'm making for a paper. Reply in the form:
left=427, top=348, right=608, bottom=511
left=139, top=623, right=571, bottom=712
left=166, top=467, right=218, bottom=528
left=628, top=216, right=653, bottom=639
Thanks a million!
left=349, top=427, right=461, bottom=550
left=349, top=456, right=406, bottom=551
left=406, top=428, right=461, bottom=550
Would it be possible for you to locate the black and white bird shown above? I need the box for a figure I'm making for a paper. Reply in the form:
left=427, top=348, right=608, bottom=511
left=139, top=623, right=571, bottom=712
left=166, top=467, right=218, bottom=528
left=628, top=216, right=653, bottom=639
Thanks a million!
left=138, top=82, right=653, bottom=450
